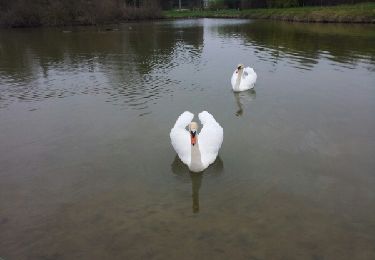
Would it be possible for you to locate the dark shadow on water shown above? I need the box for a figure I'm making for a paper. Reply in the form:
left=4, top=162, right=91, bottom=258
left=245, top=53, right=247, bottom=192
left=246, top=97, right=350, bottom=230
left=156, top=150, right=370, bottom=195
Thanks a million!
left=233, top=89, right=256, bottom=117
left=171, top=155, right=224, bottom=213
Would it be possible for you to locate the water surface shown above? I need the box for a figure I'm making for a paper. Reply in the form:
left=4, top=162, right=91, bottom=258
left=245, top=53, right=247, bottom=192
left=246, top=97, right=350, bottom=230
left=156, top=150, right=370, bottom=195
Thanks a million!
left=1, top=19, right=375, bottom=259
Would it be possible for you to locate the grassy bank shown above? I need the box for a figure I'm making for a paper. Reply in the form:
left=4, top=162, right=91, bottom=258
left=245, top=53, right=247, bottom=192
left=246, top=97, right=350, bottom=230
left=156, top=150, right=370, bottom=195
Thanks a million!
left=164, top=3, right=375, bottom=23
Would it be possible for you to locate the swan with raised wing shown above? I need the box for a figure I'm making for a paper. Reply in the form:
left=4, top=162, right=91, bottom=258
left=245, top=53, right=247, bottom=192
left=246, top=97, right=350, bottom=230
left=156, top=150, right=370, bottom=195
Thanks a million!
left=170, top=111, right=223, bottom=172
left=231, top=64, right=257, bottom=92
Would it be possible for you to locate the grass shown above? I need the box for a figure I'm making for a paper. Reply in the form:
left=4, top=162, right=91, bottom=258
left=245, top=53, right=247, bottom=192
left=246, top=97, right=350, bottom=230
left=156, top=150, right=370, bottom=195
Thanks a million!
left=164, top=3, right=375, bottom=23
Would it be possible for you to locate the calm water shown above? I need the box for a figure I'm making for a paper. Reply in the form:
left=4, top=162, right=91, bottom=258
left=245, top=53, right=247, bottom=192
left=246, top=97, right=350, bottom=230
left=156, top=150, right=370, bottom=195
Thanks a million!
left=1, top=19, right=375, bottom=259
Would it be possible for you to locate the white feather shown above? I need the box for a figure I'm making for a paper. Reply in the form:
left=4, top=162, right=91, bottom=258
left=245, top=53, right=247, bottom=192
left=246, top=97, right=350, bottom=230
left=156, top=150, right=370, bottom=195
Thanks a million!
left=170, top=111, right=223, bottom=172
left=198, top=111, right=223, bottom=168
left=170, top=111, right=193, bottom=166
left=231, top=66, right=257, bottom=92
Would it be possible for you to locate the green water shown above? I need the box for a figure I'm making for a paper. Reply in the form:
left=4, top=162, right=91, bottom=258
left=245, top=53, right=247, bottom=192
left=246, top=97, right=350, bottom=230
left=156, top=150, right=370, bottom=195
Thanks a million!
left=0, top=19, right=374, bottom=259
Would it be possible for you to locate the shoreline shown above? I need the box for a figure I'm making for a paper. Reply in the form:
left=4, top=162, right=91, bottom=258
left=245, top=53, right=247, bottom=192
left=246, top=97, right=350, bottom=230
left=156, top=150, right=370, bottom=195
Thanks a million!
left=1, top=3, right=374, bottom=28
left=0, top=18, right=162, bottom=29
left=164, top=3, right=375, bottom=24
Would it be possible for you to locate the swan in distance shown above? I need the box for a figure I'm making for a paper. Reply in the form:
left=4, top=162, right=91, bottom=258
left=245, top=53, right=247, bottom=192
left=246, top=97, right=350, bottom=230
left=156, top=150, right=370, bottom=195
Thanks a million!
left=170, top=111, right=223, bottom=172
left=231, top=64, right=257, bottom=92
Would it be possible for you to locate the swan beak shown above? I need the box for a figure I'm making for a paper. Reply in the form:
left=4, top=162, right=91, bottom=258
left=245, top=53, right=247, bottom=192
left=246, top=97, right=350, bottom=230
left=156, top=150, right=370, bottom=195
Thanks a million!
left=190, top=131, right=197, bottom=146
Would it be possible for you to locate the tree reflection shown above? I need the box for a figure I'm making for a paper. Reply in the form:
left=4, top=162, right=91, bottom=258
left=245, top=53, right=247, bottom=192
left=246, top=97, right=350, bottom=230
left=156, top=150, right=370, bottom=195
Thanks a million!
left=0, top=21, right=204, bottom=110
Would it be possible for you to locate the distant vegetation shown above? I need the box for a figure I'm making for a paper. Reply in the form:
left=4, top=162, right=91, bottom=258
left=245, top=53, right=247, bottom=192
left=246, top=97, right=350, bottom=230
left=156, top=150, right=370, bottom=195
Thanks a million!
left=161, top=0, right=374, bottom=9
left=165, top=2, right=375, bottom=23
left=0, top=0, right=161, bottom=27
left=0, top=0, right=374, bottom=27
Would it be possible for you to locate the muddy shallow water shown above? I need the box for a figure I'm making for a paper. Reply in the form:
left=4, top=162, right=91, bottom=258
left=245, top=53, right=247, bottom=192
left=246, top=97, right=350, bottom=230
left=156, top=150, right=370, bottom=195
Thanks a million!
left=0, top=19, right=375, bottom=259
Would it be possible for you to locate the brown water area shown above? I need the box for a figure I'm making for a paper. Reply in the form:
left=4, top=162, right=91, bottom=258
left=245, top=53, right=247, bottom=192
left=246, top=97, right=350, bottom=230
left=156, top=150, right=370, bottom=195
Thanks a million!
left=0, top=19, right=375, bottom=259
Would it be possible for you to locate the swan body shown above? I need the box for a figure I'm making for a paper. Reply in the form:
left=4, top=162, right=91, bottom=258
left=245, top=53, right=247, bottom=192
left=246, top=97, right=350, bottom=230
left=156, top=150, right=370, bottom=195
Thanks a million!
left=170, top=111, right=223, bottom=172
left=231, top=64, right=257, bottom=92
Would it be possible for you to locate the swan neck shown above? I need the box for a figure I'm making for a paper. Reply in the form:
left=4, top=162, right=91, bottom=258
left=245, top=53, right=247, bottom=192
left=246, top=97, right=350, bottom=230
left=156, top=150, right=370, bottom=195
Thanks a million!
left=190, top=142, right=204, bottom=172
left=235, top=69, right=243, bottom=89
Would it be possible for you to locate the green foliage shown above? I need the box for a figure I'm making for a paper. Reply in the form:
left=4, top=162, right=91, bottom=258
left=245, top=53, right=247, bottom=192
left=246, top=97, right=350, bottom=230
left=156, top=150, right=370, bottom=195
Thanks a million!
left=0, top=0, right=162, bottom=27
left=206, top=0, right=373, bottom=9
left=164, top=2, right=375, bottom=22
left=266, top=0, right=299, bottom=8
left=209, top=0, right=227, bottom=9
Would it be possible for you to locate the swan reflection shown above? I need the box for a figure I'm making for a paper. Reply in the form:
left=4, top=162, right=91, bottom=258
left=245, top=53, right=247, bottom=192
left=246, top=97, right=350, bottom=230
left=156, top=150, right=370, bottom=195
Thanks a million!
left=171, top=155, right=224, bottom=213
left=233, top=89, right=256, bottom=116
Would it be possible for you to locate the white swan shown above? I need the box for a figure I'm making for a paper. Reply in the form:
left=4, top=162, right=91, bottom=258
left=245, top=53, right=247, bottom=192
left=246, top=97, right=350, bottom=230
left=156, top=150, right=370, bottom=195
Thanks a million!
left=170, top=111, right=223, bottom=172
left=231, top=64, right=257, bottom=92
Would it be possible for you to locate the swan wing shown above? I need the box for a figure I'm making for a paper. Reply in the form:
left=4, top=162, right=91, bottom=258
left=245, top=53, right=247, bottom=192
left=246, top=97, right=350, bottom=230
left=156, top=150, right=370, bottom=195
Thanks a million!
left=198, top=111, right=223, bottom=167
left=241, top=67, right=257, bottom=89
left=170, top=111, right=194, bottom=166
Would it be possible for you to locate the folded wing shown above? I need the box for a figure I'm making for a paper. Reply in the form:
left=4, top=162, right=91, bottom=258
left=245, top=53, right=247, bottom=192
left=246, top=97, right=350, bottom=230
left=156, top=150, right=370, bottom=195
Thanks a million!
left=198, top=111, right=223, bottom=167
left=243, top=67, right=257, bottom=88
left=170, top=111, right=194, bottom=166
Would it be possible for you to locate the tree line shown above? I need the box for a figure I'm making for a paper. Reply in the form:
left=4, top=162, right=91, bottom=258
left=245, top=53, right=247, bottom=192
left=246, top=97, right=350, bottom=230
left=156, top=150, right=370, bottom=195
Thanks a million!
left=0, top=0, right=372, bottom=27
left=238, top=0, right=372, bottom=8
left=0, top=0, right=162, bottom=27
left=163, top=0, right=373, bottom=9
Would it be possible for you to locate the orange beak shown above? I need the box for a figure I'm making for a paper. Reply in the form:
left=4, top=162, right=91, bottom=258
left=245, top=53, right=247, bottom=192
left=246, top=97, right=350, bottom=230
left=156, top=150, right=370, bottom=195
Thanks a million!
left=190, top=131, right=197, bottom=146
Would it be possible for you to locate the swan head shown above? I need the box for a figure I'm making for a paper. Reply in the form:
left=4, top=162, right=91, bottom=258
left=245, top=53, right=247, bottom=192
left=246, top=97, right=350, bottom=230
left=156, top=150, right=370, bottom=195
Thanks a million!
left=236, top=64, right=244, bottom=73
left=189, top=122, right=198, bottom=146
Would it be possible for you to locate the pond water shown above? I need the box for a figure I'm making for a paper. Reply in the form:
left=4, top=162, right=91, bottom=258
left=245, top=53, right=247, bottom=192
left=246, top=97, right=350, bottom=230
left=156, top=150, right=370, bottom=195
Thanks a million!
left=0, top=19, right=374, bottom=259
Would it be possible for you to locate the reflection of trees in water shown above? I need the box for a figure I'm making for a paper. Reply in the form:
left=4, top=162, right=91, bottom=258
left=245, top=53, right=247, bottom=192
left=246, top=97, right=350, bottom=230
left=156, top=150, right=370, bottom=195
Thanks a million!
left=171, top=155, right=224, bottom=213
left=217, top=21, right=375, bottom=69
left=0, top=21, right=204, bottom=111
left=104, top=22, right=204, bottom=114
